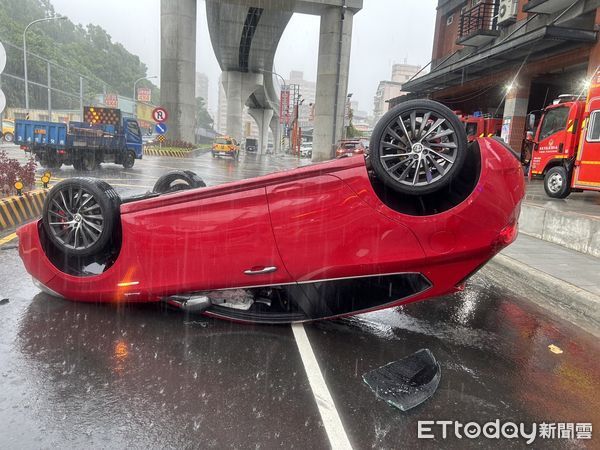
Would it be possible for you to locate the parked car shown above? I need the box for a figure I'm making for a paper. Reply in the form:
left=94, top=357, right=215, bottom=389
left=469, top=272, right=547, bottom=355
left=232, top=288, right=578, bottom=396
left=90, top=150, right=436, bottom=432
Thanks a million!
left=300, top=143, right=313, bottom=158
left=212, top=135, right=239, bottom=158
left=245, top=138, right=258, bottom=152
left=2, top=119, right=14, bottom=142
left=336, top=139, right=366, bottom=158
left=17, top=100, right=524, bottom=324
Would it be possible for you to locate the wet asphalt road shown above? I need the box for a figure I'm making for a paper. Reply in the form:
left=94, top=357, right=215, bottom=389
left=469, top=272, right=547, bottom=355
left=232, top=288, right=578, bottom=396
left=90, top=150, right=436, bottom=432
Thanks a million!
left=1, top=148, right=599, bottom=449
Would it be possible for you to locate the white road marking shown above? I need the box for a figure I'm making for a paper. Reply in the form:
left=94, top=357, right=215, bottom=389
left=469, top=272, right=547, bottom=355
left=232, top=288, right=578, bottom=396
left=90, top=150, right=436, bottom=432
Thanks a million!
left=292, top=323, right=353, bottom=450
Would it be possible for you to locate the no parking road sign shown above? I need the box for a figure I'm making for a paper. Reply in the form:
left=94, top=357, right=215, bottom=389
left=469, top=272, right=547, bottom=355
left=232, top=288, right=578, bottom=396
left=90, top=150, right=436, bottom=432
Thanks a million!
left=152, top=107, right=168, bottom=123
left=155, top=123, right=168, bottom=135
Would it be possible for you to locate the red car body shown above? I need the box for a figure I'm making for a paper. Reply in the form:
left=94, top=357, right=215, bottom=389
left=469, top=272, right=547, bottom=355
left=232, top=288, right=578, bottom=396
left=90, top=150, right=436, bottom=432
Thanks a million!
left=18, top=138, right=524, bottom=323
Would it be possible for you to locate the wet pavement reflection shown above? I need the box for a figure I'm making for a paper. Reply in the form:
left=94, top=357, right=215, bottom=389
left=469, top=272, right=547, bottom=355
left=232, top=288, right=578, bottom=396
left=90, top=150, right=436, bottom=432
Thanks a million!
left=0, top=149, right=598, bottom=448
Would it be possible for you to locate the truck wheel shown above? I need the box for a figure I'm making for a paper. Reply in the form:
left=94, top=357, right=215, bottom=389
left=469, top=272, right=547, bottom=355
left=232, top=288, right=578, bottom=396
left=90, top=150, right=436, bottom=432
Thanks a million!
left=3, top=132, right=13, bottom=143
left=544, top=166, right=572, bottom=199
left=122, top=150, right=136, bottom=169
left=81, top=153, right=99, bottom=171
left=153, top=170, right=206, bottom=194
left=369, top=99, right=468, bottom=196
left=42, top=178, right=120, bottom=258
left=72, top=159, right=84, bottom=171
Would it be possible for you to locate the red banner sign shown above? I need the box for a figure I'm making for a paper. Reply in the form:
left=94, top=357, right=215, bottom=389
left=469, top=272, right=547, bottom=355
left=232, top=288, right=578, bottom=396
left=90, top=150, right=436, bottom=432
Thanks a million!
left=137, top=87, right=151, bottom=103
left=279, top=88, right=290, bottom=125
left=104, top=94, right=118, bottom=108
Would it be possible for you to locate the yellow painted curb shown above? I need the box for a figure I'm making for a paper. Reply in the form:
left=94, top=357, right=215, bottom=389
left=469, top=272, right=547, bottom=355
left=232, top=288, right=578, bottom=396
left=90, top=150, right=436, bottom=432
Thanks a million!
left=0, top=190, right=48, bottom=232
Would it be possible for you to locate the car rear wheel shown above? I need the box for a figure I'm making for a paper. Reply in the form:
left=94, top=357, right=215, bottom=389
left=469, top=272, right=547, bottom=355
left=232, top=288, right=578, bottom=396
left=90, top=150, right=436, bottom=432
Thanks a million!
left=153, top=170, right=206, bottom=194
left=544, top=166, right=572, bottom=199
left=369, top=99, right=468, bottom=196
left=42, top=178, right=120, bottom=257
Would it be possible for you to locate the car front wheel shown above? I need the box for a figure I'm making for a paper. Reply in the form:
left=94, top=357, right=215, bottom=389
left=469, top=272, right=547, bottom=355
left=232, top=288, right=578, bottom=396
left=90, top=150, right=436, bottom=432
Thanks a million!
left=153, top=170, right=206, bottom=194
left=369, top=99, right=468, bottom=196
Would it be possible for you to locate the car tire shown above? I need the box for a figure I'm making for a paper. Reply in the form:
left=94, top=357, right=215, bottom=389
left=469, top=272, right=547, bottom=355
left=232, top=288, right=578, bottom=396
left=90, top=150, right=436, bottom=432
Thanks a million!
left=122, top=150, right=136, bottom=169
left=42, top=178, right=121, bottom=258
left=544, top=166, right=572, bottom=199
left=369, top=99, right=468, bottom=196
left=4, top=132, right=13, bottom=143
left=153, top=170, right=206, bottom=194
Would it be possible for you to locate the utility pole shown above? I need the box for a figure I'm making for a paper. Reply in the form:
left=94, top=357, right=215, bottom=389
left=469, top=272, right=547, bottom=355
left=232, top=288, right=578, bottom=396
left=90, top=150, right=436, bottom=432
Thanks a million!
left=47, top=62, right=51, bottom=120
left=79, top=76, right=83, bottom=119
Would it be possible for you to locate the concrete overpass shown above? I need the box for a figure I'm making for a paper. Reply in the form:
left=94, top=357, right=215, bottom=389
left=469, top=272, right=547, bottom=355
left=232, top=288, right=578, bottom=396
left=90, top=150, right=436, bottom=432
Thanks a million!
left=161, top=0, right=362, bottom=160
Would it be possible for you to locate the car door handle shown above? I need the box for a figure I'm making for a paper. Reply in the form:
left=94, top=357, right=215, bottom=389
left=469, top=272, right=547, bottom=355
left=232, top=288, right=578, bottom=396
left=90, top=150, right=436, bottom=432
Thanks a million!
left=244, top=266, right=277, bottom=275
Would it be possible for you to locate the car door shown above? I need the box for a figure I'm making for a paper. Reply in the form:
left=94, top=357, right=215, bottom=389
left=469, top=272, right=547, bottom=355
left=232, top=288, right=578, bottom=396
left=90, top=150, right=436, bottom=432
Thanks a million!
left=125, top=119, right=143, bottom=157
left=574, top=106, right=600, bottom=188
left=266, top=174, right=425, bottom=283
left=530, top=106, right=570, bottom=175
left=124, top=187, right=292, bottom=294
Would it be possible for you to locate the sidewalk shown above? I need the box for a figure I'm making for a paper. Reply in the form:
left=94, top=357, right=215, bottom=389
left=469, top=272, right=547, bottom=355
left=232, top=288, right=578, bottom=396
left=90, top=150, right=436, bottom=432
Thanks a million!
left=491, top=233, right=600, bottom=336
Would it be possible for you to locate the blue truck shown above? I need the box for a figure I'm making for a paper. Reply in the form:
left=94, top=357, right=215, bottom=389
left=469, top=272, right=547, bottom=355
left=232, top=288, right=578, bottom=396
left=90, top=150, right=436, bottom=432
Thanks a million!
left=15, top=106, right=143, bottom=170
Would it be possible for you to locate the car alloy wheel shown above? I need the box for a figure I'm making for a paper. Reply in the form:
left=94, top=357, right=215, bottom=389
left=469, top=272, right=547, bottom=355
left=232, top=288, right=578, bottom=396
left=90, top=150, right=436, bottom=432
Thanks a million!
left=47, top=186, right=105, bottom=251
left=370, top=99, right=468, bottom=196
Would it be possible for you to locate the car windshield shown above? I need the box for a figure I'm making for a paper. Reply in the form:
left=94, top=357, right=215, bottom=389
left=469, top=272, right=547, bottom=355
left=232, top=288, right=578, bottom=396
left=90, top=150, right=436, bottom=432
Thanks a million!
left=2, top=1, right=598, bottom=448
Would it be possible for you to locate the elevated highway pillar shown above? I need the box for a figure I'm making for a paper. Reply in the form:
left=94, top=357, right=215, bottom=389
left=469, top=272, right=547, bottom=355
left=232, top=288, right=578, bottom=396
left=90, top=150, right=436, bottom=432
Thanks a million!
left=269, top=116, right=281, bottom=154
left=248, top=108, right=274, bottom=155
left=160, top=0, right=196, bottom=143
left=222, top=71, right=263, bottom=142
left=313, top=6, right=354, bottom=162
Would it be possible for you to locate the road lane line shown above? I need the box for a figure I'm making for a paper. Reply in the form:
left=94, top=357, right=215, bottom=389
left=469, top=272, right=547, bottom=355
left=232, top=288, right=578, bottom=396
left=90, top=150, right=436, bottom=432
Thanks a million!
left=0, top=233, right=17, bottom=246
left=291, top=323, right=353, bottom=450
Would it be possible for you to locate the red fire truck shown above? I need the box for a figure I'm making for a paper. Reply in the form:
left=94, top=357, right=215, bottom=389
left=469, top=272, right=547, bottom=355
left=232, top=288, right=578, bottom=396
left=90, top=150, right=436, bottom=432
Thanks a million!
left=455, top=112, right=503, bottom=142
left=529, top=72, right=600, bottom=198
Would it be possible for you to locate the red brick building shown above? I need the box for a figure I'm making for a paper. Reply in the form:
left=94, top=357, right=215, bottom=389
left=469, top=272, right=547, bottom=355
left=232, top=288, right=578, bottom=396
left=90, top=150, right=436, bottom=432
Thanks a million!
left=401, top=0, right=600, bottom=152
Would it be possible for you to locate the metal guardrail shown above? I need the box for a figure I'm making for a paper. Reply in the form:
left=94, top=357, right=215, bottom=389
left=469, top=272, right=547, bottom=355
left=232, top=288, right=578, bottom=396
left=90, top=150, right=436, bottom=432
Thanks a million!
left=459, top=0, right=499, bottom=40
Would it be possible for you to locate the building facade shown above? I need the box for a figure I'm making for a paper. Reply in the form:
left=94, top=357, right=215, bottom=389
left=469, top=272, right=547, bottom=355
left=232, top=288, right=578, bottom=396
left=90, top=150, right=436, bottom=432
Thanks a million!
left=402, top=0, right=600, bottom=152
left=195, top=72, right=209, bottom=102
left=373, top=63, right=422, bottom=123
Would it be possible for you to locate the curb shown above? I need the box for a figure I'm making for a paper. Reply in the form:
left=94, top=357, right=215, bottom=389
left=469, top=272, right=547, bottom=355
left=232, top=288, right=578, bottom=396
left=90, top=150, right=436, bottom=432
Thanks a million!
left=143, top=148, right=194, bottom=158
left=0, top=190, right=48, bottom=232
left=488, top=254, right=600, bottom=338
left=519, top=202, right=600, bottom=258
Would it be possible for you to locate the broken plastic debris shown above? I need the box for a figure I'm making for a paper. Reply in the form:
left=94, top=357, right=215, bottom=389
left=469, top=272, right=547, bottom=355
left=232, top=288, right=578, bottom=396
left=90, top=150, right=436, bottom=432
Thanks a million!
left=548, top=344, right=563, bottom=354
left=363, top=348, right=441, bottom=411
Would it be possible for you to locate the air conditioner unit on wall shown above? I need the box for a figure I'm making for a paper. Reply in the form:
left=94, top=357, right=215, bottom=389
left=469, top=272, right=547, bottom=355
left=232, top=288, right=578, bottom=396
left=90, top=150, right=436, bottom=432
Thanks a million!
left=498, top=0, right=518, bottom=25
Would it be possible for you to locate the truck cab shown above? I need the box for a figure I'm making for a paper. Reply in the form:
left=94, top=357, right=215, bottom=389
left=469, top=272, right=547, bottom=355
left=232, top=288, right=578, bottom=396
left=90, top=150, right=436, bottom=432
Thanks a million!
left=123, top=117, right=143, bottom=159
left=529, top=83, right=600, bottom=198
left=458, top=115, right=502, bottom=142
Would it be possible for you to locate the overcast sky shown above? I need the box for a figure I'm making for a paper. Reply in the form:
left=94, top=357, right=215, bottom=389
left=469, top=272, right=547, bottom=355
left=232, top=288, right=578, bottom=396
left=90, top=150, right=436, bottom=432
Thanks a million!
left=50, top=0, right=437, bottom=115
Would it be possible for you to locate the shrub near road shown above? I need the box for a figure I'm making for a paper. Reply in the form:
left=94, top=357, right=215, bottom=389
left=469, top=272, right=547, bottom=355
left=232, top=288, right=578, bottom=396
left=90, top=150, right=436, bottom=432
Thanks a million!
left=0, top=150, right=36, bottom=197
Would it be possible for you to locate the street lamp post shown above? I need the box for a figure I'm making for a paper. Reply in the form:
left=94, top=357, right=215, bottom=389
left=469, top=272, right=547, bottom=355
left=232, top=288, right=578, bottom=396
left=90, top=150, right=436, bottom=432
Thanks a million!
left=23, top=16, right=66, bottom=112
left=260, top=69, right=288, bottom=153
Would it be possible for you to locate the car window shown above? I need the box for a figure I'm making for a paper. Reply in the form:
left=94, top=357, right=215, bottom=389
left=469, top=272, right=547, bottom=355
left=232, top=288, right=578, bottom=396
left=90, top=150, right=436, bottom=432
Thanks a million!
left=539, top=107, right=569, bottom=141
left=465, top=122, right=478, bottom=137
left=587, top=110, right=600, bottom=142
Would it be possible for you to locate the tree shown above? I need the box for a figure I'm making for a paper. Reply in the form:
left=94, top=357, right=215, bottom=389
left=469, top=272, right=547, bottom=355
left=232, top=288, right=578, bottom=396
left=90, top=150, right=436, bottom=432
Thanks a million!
left=195, top=97, right=214, bottom=129
left=0, top=0, right=157, bottom=110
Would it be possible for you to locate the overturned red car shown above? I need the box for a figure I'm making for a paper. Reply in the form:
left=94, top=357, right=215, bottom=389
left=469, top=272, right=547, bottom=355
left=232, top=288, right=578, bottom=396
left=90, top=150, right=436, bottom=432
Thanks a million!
left=18, top=100, right=524, bottom=324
